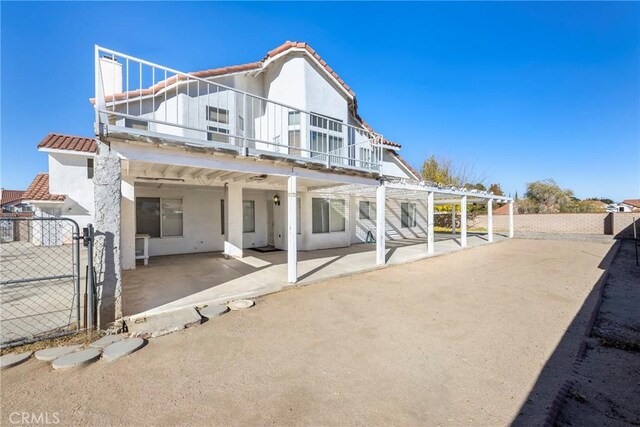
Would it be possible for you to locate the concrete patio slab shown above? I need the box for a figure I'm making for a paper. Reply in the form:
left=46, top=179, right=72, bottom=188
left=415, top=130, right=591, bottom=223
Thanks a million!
left=123, top=233, right=507, bottom=318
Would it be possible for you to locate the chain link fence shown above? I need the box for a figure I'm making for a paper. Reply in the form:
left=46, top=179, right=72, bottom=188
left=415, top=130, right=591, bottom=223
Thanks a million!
left=0, top=217, right=84, bottom=348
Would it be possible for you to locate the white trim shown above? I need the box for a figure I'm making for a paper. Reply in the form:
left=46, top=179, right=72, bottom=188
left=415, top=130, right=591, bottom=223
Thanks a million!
left=38, top=147, right=96, bottom=157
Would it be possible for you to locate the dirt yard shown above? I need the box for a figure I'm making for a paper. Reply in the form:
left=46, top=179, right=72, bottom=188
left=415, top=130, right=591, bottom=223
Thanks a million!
left=1, top=239, right=615, bottom=426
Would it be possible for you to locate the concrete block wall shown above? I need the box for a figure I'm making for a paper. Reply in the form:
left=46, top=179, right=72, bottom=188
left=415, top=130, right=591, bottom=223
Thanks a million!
left=474, top=212, right=640, bottom=237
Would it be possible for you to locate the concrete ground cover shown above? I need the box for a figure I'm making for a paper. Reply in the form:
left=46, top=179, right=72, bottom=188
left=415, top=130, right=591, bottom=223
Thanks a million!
left=0, top=239, right=613, bottom=426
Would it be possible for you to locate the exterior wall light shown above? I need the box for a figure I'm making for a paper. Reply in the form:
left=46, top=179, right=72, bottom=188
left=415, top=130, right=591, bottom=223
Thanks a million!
left=273, top=195, right=280, bottom=206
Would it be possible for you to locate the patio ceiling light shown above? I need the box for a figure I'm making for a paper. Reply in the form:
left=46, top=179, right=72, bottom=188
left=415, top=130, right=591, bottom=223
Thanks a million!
left=273, top=195, right=280, bottom=206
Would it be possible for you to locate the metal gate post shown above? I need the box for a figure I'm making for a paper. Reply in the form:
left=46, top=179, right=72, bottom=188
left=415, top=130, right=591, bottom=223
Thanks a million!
left=85, top=224, right=96, bottom=331
left=73, top=221, right=81, bottom=330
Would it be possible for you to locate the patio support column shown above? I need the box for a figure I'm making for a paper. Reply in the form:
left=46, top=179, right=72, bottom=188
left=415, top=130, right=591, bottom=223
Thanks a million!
left=287, top=176, right=297, bottom=283
left=451, top=204, right=456, bottom=235
left=121, top=176, right=136, bottom=270
left=376, top=181, right=386, bottom=265
left=224, top=182, right=243, bottom=258
left=427, top=191, right=435, bottom=255
left=508, top=200, right=514, bottom=238
left=93, top=141, right=123, bottom=328
left=487, top=198, right=494, bottom=243
left=460, top=195, right=468, bottom=248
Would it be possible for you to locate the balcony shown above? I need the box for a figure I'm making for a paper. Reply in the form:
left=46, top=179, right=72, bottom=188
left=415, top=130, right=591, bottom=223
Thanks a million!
left=93, top=46, right=384, bottom=174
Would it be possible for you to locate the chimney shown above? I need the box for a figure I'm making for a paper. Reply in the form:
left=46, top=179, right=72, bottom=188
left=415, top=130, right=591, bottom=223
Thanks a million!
left=99, top=55, right=123, bottom=97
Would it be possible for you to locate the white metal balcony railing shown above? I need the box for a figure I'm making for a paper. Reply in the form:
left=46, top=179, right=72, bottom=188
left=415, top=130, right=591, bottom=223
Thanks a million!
left=94, top=46, right=384, bottom=173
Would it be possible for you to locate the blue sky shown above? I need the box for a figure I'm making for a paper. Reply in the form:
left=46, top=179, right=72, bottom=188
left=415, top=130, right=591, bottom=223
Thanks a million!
left=2, top=1, right=639, bottom=201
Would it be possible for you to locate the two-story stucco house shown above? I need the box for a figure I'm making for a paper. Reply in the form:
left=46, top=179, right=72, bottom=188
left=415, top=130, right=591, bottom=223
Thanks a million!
left=33, top=41, right=513, bottom=326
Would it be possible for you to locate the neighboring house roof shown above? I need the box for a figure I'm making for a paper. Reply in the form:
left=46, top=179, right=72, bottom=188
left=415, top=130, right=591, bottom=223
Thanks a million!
left=493, top=203, right=511, bottom=215
left=1, top=189, right=24, bottom=207
left=23, top=173, right=66, bottom=202
left=91, top=41, right=401, bottom=149
left=0, top=212, right=34, bottom=218
left=38, top=133, right=97, bottom=153
left=622, top=199, right=640, bottom=209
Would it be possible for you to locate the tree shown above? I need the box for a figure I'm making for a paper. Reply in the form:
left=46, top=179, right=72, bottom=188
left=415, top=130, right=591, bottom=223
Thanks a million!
left=421, top=155, right=488, bottom=188
left=488, top=183, right=504, bottom=196
left=421, top=155, right=456, bottom=185
left=523, top=179, right=574, bottom=213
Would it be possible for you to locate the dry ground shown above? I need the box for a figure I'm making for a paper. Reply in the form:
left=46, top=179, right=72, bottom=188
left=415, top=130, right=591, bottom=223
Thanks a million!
left=0, top=239, right=614, bottom=426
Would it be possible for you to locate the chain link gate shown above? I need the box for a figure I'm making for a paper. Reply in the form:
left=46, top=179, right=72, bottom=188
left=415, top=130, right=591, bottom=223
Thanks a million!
left=0, top=217, right=85, bottom=348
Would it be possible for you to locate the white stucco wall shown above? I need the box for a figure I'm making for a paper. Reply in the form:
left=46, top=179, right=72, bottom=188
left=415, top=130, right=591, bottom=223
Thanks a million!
left=47, top=152, right=95, bottom=229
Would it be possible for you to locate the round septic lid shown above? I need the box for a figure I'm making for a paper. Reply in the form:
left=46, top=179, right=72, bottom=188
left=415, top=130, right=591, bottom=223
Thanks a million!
left=227, top=299, right=255, bottom=310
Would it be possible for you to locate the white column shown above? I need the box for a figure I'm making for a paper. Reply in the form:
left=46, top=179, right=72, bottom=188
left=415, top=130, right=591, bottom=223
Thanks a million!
left=287, top=176, right=297, bottom=283
left=487, top=198, right=494, bottom=243
left=427, top=191, right=435, bottom=255
left=460, top=195, right=468, bottom=248
left=224, top=182, right=243, bottom=258
left=120, top=176, right=136, bottom=270
left=451, top=204, right=456, bottom=235
left=508, top=200, right=514, bottom=238
left=376, top=183, right=386, bottom=265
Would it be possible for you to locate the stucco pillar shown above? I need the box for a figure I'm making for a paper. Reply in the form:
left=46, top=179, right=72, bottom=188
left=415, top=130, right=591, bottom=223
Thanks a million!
left=224, top=182, right=243, bottom=258
left=93, top=140, right=122, bottom=328
left=376, top=182, right=386, bottom=265
left=121, top=176, right=136, bottom=270
left=460, top=195, right=468, bottom=248
left=508, top=200, right=514, bottom=238
left=287, top=176, right=297, bottom=283
left=427, top=191, right=435, bottom=255
left=487, top=199, right=494, bottom=243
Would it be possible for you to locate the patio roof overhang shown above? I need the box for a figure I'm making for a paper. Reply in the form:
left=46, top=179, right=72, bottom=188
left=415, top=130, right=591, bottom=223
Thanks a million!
left=309, top=178, right=513, bottom=205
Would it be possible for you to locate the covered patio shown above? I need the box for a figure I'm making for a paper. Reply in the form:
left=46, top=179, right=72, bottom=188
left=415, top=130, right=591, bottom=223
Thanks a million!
left=123, top=232, right=508, bottom=317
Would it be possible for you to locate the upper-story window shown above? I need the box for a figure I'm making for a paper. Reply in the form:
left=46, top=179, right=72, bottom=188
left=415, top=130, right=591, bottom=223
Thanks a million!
left=206, top=106, right=229, bottom=143
left=310, top=113, right=343, bottom=163
left=87, top=158, right=94, bottom=179
left=359, top=146, right=381, bottom=170
left=288, top=111, right=301, bottom=156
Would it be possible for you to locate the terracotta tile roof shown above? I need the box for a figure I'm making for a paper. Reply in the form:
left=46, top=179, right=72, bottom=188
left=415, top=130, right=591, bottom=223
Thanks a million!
left=0, top=212, right=34, bottom=218
left=22, top=173, right=66, bottom=202
left=493, top=203, right=511, bottom=215
left=622, top=199, right=640, bottom=208
left=1, top=190, right=24, bottom=206
left=92, top=41, right=401, bottom=149
left=38, top=133, right=97, bottom=153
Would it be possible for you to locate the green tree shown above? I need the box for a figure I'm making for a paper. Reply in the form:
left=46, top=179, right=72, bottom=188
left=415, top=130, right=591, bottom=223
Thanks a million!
left=420, top=155, right=457, bottom=185
left=488, top=183, right=504, bottom=196
left=524, top=179, right=574, bottom=213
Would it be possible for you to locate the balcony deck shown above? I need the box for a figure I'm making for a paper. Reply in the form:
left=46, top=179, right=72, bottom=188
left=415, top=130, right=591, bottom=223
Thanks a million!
left=94, top=46, right=385, bottom=176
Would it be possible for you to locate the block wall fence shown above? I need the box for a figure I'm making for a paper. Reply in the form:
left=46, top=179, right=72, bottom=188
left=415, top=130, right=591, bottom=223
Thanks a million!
left=473, top=212, right=639, bottom=238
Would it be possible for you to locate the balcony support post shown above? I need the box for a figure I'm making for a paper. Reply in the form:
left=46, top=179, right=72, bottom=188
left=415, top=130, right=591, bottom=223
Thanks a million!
left=376, top=181, right=386, bottom=265
left=287, top=176, right=297, bottom=283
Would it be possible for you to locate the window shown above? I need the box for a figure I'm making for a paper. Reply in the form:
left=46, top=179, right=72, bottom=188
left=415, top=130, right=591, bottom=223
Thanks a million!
left=87, top=158, right=94, bottom=179
left=243, top=200, right=255, bottom=233
left=359, top=146, right=381, bottom=169
left=162, top=199, right=183, bottom=237
left=401, top=202, right=417, bottom=228
left=125, top=118, right=148, bottom=131
left=310, top=113, right=343, bottom=163
left=359, top=201, right=371, bottom=220
left=312, top=198, right=345, bottom=233
left=136, top=198, right=161, bottom=237
left=288, top=111, right=301, bottom=156
left=206, top=107, right=230, bottom=143
left=135, top=197, right=183, bottom=238
left=220, top=199, right=225, bottom=234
